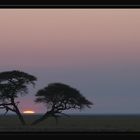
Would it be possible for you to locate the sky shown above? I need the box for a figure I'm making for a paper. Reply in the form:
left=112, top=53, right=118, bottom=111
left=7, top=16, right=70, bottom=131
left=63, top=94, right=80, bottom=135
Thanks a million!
left=0, top=9, right=140, bottom=114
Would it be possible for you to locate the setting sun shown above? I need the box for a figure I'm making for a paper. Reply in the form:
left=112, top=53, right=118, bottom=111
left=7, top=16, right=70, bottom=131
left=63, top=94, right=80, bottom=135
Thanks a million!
left=23, top=110, right=35, bottom=114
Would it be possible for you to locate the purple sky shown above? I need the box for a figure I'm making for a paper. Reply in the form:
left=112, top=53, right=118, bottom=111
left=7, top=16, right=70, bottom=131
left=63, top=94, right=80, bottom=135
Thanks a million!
left=0, top=9, right=140, bottom=114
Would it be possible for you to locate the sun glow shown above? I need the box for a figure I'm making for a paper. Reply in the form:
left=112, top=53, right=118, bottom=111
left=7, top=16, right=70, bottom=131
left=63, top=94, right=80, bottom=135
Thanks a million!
left=23, top=110, right=35, bottom=114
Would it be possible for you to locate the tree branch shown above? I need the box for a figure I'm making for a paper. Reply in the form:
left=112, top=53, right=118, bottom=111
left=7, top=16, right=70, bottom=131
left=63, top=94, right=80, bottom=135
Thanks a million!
left=0, top=102, right=16, bottom=112
left=0, top=103, right=13, bottom=106
left=57, top=112, right=70, bottom=117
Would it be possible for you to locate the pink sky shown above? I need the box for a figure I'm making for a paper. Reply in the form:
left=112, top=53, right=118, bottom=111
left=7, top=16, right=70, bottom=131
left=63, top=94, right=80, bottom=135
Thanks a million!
left=0, top=9, right=140, bottom=114
left=0, top=9, right=140, bottom=68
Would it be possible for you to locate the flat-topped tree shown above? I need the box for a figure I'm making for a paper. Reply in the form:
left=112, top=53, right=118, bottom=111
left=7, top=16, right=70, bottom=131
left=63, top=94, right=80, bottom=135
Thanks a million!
left=32, top=83, right=93, bottom=125
left=0, top=70, right=37, bottom=125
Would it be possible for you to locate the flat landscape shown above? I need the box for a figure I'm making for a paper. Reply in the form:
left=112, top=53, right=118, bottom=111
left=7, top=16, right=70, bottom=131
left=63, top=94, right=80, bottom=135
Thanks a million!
left=0, top=114, right=140, bottom=132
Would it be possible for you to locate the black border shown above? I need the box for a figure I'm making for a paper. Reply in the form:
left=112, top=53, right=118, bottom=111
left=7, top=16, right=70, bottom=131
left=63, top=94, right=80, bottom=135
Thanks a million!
left=1, top=131, right=140, bottom=137
left=0, top=0, right=140, bottom=8
left=0, top=5, right=140, bottom=8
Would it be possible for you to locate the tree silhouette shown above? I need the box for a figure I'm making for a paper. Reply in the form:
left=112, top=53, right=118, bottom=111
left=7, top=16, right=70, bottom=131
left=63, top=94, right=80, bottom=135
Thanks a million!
left=0, top=70, right=37, bottom=125
left=32, top=83, right=93, bottom=125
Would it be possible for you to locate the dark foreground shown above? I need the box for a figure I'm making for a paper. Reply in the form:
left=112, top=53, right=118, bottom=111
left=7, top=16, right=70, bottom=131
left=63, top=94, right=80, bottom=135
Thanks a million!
left=0, top=114, right=140, bottom=132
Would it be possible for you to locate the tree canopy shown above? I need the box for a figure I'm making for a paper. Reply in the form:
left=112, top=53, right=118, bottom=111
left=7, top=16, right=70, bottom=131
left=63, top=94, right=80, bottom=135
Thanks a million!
left=0, top=70, right=36, bottom=100
left=0, top=70, right=37, bottom=125
left=35, top=83, right=93, bottom=111
left=32, top=83, right=93, bottom=125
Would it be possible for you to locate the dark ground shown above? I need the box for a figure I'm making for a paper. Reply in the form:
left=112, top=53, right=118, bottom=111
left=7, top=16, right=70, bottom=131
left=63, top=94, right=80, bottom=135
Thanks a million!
left=0, top=114, right=140, bottom=132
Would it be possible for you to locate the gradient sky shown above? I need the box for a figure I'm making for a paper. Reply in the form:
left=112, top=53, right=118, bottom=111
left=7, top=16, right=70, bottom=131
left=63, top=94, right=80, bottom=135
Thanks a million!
left=0, top=9, right=140, bottom=114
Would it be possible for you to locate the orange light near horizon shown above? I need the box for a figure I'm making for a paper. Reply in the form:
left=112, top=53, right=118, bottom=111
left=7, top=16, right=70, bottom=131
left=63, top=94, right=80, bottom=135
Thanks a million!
left=23, top=110, right=35, bottom=114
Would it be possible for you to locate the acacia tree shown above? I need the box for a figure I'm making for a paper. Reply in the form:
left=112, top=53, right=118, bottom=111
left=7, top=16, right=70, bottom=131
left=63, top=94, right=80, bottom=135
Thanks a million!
left=0, top=70, right=37, bottom=125
left=32, top=83, right=93, bottom=125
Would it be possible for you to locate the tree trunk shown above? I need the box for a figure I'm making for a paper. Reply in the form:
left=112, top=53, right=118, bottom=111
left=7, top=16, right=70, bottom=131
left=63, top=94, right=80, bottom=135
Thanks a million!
left=11, top=98, right=26, bottom=125
left=31, top=112, right=51, bottom=125
left=14, top=104, right=26, bottom=125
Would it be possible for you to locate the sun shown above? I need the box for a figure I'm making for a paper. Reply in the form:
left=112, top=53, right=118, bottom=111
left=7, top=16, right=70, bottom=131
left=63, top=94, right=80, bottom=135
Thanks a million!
left=23, top=110, right=35, bottom=114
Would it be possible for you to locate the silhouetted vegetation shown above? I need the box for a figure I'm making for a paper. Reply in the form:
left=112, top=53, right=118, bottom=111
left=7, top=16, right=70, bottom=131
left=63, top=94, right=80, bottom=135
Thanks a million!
left=0, top=70, right=93, bottom=126
left=32, top=83, right=93, bottom=125
left=0, top=70, right=37, bottom=125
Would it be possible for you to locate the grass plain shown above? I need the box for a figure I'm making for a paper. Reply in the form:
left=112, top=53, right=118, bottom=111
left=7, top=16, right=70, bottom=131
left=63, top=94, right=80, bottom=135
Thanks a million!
left=0, top=114, right=140, bottom=132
